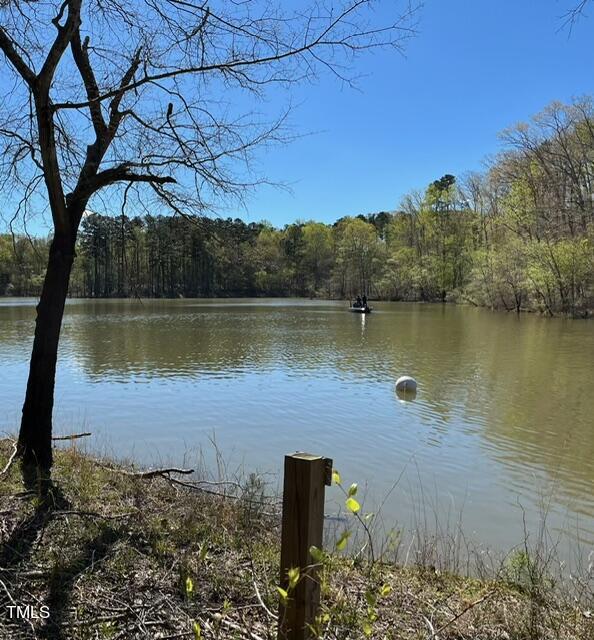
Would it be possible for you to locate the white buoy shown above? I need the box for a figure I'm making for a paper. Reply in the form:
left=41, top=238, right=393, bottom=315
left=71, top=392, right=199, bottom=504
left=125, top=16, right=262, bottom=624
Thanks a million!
left=395, top=375, right=417, bottom=392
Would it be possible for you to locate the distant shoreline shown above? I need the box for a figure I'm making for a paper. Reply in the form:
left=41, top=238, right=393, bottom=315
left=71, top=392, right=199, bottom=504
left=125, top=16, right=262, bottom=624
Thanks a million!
left=2, top=293, right=591, bottom=318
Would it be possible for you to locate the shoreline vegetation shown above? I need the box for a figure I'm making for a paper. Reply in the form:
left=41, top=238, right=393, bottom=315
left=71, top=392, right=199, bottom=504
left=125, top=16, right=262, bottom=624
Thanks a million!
left=2, top=98, right=593, bottom=318
left=0, top=98, right=594, bottom=317
left=1, top=439, right=592, bottom=639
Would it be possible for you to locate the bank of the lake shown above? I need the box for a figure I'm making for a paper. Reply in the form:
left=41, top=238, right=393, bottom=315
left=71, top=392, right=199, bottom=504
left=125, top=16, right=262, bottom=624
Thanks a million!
left=1, top=440, right=592, bottom=640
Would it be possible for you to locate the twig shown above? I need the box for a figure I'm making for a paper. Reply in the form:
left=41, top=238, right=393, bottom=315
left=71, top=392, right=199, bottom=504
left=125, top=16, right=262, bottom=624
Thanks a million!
left=0, top=441, right=18, bottom=478
left=252, top=578, right=278, bottom=620
left=0, top=576, right=17, bottom=606
left=429, top=590, right=494, bottom=638
left=167, top=476, right=280, bottom=516
left=168, top=475, right=241, bottom=498
left=422, top=614, right=437, bottom=638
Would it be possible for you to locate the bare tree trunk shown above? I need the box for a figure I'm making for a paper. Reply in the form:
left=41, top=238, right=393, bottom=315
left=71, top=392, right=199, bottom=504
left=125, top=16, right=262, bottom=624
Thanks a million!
left=18, top=231, right=76, bottom=470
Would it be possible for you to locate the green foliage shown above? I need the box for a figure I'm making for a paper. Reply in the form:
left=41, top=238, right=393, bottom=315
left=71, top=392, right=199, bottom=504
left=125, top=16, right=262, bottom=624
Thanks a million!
left=99, top=621, right=117, bottom=638
left=309, top=545, right=325, bottom=563
left=345, top=496, right=361, bottom=514
left=276, top=586, right=289, bottom=603
left=2, top=102, right=592, bottom=315
left=185, top=575, right=194, bottom=599
left=277, top=565, right=301, bottom=607
left=287, top=566, right=300, bottom=589
left=307, top=470, right=398, bottom=638
left=0, top=233, right=49, bottom=296
left=335, top=530, right=351, bottom=551
left=503, top=549, right=555, bottom=597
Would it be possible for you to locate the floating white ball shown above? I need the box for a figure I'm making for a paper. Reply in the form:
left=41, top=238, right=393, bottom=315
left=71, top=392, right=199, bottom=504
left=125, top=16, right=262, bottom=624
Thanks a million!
left=395, top=375, right=417, bottom=392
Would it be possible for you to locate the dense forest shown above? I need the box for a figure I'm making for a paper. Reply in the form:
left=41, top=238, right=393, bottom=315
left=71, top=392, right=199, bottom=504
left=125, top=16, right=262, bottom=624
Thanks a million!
left=1, top=99, right=593, bottom=316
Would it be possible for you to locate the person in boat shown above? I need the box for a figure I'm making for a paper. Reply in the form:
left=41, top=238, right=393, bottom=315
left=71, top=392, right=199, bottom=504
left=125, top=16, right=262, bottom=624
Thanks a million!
left=362, top=294, right=368, bottom=309
left=354, top=295, right=362, bottom=308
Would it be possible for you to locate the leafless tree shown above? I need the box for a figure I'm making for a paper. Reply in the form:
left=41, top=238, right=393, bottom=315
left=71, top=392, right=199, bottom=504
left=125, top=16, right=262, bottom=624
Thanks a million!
left=0, top=0, right=419, bottom=471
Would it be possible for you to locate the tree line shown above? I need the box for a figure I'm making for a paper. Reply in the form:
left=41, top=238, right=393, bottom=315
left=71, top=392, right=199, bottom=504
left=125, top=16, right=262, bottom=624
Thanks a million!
left=2, top=98, right=593, bottom=316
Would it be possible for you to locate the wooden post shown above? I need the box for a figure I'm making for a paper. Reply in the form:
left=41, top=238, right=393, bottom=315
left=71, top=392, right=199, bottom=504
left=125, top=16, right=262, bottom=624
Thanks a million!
left=278, top=452, right=333, bottom=640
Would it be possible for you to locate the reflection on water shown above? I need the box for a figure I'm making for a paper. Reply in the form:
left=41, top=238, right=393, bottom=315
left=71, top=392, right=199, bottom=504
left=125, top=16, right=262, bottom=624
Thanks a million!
left=1, top=298, right=593, bottom=558
left=396, top=387, right=417, bottom=402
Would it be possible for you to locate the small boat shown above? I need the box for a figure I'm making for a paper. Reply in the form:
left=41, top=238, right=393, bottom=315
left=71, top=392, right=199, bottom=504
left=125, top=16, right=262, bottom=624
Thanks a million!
left=349, top=306, right=372, bottom=313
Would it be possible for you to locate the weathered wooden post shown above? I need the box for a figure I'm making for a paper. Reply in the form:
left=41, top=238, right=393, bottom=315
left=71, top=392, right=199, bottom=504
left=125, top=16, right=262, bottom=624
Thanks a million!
left=278, top=452, right=333, bottom=640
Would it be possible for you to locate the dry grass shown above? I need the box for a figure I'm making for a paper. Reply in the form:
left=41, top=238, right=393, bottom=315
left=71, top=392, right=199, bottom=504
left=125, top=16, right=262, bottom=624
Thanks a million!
left=0, top=438, right=592, bottom=639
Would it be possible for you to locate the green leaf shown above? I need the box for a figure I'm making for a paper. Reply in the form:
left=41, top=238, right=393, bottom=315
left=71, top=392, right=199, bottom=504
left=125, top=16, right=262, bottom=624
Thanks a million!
left=332, top=469, right=341, bottom=485
left=345, top=497, right=361, bottom=514
left=192, top=621, right=201, bottom=640
left=362, top=621, right=373, bottom=636
left=365, top=590, right=377, bottom=607
left=185, top=576, right=194, bottom=596
left=379, top=583, right=392, bottom=597
left=287, top=566, right=300, bottom=589
left=335, top=530, right=351, bottom=551
left=347, top=483, right=358, bottom=497
left=199, top=543, right=208, bottom=562
left=309, top=545, right=324, bottom=563
left=277, top=586, right=289, bottom=602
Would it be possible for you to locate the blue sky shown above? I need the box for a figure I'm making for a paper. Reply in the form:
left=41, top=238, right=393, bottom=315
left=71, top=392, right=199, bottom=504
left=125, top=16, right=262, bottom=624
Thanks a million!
left=1, top=1, right=593, bottom=233
left=237, top=0, right=594, bottom=226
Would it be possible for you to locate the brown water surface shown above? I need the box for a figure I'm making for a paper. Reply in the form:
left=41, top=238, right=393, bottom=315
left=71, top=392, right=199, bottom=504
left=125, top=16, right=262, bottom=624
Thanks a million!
left=1, top=298, right=592, bottom=559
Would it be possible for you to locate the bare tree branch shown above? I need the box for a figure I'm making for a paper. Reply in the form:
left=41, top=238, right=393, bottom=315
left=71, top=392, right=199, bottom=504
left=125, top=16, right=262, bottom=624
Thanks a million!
left=560, top=0, right=591, bottom=32
left=70, top=29, right=108, bottom=141
left=0, top=27, right=36, bottom=86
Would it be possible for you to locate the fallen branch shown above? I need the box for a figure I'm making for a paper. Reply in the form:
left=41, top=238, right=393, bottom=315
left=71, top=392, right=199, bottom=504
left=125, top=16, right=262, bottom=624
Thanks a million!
left=53, top=509, right=138, bottom=520
left=0, top=441, right=18, bottom=478
left=52, top=432, right=92, bottom=441
left=97, top=463, right=194, bottom=478
left=126, top=467, right=194, bottom=478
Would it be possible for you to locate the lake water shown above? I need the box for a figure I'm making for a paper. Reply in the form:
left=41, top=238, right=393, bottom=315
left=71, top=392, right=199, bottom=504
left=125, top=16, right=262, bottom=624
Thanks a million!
left=1, top=298, right=593, bottom=563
